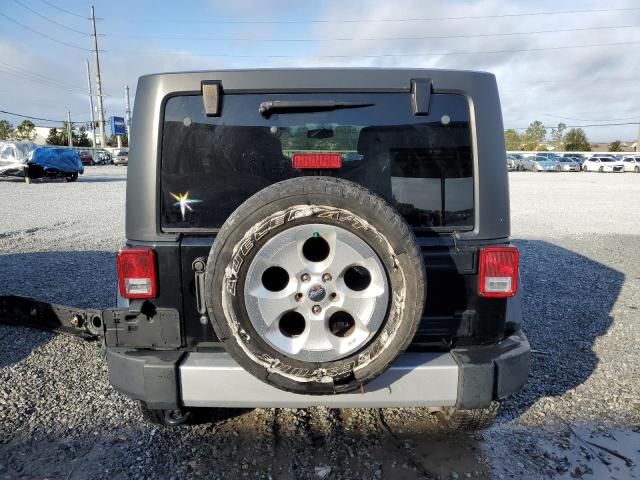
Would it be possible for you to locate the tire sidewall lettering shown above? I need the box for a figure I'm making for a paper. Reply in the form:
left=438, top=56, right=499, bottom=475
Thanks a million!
left=221, top=204, right=406, bottom=382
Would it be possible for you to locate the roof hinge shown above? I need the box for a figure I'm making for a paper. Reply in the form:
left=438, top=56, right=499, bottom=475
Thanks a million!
left=411, top=78, right=432, bottom=116
left=202, top=80, right=223, bottom=117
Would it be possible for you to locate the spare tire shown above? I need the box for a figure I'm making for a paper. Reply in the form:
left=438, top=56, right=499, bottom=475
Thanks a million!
left=204, top=177, right=426, bottom=394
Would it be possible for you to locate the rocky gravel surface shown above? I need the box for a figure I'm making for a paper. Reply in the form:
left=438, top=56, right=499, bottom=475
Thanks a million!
left=1, top=167, right=639, bottom=479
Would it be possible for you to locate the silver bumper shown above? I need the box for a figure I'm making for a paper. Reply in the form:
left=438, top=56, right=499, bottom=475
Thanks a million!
left=180, top=352, right=459, bottom=408
left=106, top=330, right=530, bottom=410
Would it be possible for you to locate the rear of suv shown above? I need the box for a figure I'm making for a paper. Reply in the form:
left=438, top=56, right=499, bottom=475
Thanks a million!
left=107, top=69, right=530, bottom=430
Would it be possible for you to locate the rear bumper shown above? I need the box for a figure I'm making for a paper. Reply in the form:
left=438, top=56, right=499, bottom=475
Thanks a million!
left=106, top=330, right=530, bottom=410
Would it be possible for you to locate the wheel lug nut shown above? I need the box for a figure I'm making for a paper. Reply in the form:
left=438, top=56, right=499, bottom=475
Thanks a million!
left=312, top=305, right=322, bottom=314
left=301, top=273, right=311, bottom=282
left=329, top=293, right=338, bottom=302
left=322, top=273, right=332, bottom=282
left=295, top=293, right=304, bottom=302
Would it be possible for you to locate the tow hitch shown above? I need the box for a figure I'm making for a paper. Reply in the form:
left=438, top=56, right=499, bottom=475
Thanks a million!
left=0, top=295, right=182, bottom=348
left=0, top=295, right=104, bottom=339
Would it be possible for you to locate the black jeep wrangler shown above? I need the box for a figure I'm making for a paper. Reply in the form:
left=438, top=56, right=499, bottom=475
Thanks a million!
left=4, top=68, right=530, bottom=431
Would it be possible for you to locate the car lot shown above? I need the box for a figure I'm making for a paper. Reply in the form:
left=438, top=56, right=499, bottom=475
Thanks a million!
left=1, top=166, right=639, bottom=479
left=508, top=153, right=639, bottom=173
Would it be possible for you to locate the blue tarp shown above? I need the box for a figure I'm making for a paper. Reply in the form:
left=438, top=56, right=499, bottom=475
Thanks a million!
left=29, top=148, right=84, bottom=175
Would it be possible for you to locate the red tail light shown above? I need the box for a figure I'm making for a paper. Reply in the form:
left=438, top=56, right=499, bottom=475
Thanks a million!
left=478, top=246, right=519, bottom=298
left=292, top=152, right=342, bottom=169
left=117, top=248, right=157, bottom=299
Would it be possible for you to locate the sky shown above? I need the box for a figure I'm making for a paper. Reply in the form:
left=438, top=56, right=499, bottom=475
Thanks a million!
left=0, top=0, right=638, bottom=143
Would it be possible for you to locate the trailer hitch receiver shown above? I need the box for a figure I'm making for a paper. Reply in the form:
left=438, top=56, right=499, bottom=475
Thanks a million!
left=0, top=295, right=104, bottom=339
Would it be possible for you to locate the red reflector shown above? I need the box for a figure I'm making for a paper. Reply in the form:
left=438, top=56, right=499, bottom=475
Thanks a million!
left=117, top=248, right=157, bottom=299
left=478, top=246, right=519, bottom=298
left=292, top=152, right=342, bottom=169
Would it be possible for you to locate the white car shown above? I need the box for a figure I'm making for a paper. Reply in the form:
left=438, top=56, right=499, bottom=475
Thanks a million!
left=622, top=156, right=640, bottom=173
left=582, top=156, right=624, bottom=173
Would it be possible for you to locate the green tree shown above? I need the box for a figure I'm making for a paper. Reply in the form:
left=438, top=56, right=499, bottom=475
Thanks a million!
left=550, top=122, right=566, bottom=150
left=504, top=129, right=521, bottom=150
left=75, top=126, right=92, bottom=147
left=564, top=128, right=591, bottom=151
left=56, top=122, right=71, bottom=146
left=46, top=122, right=93, bottom=147
left=46, top=127, right=62, bottom=145
left=106, top=134, right=128, bottom=147
left=521, top=120, right=546, bottom=150
left=14, top=120, right=36, bottom=141
left=0, top=120, right=14, bottom=140
left=608, top=140, right=622, bottom=152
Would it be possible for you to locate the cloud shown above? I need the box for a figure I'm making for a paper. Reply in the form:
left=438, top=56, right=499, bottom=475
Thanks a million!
left=1, top=0, right=638, bottom=142
left=296, top=0, right=640, bottom=141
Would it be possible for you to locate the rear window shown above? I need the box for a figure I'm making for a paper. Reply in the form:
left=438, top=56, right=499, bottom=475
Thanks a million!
left=160, top=92, right=473, bottom=231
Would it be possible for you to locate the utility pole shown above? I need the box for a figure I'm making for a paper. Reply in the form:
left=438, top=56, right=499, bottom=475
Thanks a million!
left=67, top=111, right=72, bottom=147
left=85, top=59, right=96, bottom=148
left=124, top=84, right=131, bottom=142
left=90, top=6, right=106, bottom=148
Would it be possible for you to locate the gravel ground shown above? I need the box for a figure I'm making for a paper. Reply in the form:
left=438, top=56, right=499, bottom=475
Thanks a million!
left=1, top=167, right=639, bottom=479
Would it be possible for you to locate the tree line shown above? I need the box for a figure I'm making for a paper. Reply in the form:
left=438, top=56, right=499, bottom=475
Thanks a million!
left=0, top=119, right=38, bottom=142
left=0, top=118, right=127, bottom=147
left=505, top=121, right=624, bottom=152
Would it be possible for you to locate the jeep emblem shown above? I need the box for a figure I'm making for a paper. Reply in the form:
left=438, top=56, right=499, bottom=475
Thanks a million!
left=308, top=284, right=326, bottom=302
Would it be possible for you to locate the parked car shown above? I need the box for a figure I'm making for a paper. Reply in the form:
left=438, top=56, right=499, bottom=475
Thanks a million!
left=622, top=156, right=640, bottom=173
left=536, top=152, right=562, bottom=161
left=507, top=153, right=524, bottom=171
left=113, top=150, right=128, bottom=166
left=79, top=150, right=94, bottom=166
left=27, top=147, right=84, bottom=182
left=517, top=156, right=534, bottom=171
left=96, top=150, right=112, bottom=165
left=0, top=141, right=38, bottom=178
left=582, top=156, right=624, bottom=172
left=562, top=153, right=585, bottom=167
left=520, top=155, right=558, bottom=171
left=555, top=157, right=580, bottom=172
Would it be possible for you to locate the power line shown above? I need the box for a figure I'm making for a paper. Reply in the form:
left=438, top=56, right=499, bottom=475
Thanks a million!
left=36, top=0, right=89, bottom=20
left=117, top=6, right=640, bottom=24
left=112, top=22, right=640, bottom=43
left=0, top=69, right=89, bottom=94
left=12, top=0, right=89, bottom=36
left=0, top=13, right=90, bottom=51
left=0, top=109, right=90, bottom=123
left=501, top=84, right=640, bottom=95
left=544, top=114, right=640, bottom=122
left=0, top=62, right=87, bottom=92
left=133, top=39, right=640, bottom=58
left=500, top=77, right=639, bottom=85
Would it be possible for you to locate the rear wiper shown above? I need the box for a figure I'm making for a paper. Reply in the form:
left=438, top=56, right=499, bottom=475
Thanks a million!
left=258, top=100, right=374, bottom=117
